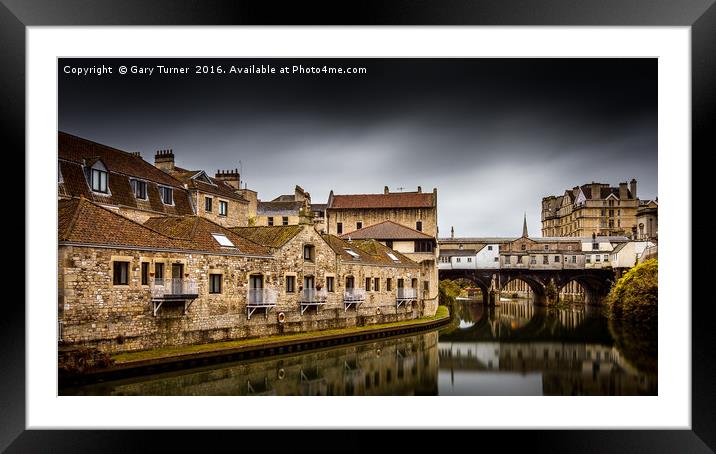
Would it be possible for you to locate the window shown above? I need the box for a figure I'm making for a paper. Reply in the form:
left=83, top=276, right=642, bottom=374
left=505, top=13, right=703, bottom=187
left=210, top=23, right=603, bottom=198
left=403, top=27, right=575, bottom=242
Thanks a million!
left=337, top=222, right=343, bottom=234
left=542, top=255, right=549, bottom=264
left=467, top=257, right=472, bottom=262
left=159, top=186, right=173, bottom=205
left=414, top=240, right=433, bottom=253
left=416, top=221, right=423, bottom=231
left=572, top=256, right=577, bottom=263
left=286, top=275, right=296, bottom=293
left=601, top=209, right=606, bottom=216
left=521, top=244, right=526, bottom=251
left=211, top=233, right=235, bottom=247
left=595, top=255, right=601, bottom=262
left=131, top=179, right=147, bottom=199
left=154, top=263, right=164, bottom=281
left=303, top=244, right=315, bottom=261
left=530, top=256, right=536, bottom=265
left=494, top=257, right=499, bottom=262
left=609, top=209, right=614, bottom=217
left=282, top=216, right=289, bottom=225
left=543, top=245, right=549, bottom=251
left=374, top=278, right=380, bottom=292
left=586, top=255, right=591, bottom=263
left=357, top=222, right=362, bottom=230
left=487, top=245, right=493, bottom=251
left=91, top=167, right=108, bottom=193
left=554, top=256, right=560, bottom=262
left=365, top=278, right=371, bottom=292
left=423, top=281, right=429, bottom=293
left=604, top=254, right=609, bottom=262
left=608, top=220, right=614, bottom=228
left=268, top=217, right=274, bottom=226
left=386, top=278, right=392, bottom=291
left=504, top=255, right=510, bottom=264
left=387, top=252, right=400, bottom=263
left=346, top=276, right=355, bottom=289
left=326, top=277, right=334, bottom=292
left=205, top=197, right=213, bottom=212
left=219, top=200, right=228, bottom=216
left=592, top=242, right=599, bottom=250
left=345, top=249, right=360, bottom=259
left=113, top=261, right=129, bottom=285
left=386, top=240, right=393, bottom=249
left=456, top=258, right=461, bottom=263
left=209, top=274, right=222, bottom=294
left=141, top=262, right=149, bottom=285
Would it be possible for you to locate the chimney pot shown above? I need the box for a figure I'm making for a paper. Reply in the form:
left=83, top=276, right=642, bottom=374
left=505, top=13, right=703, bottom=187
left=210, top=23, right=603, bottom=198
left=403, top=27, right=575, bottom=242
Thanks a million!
left=417, top=186, right=422, bottom=193
left=384, top=186, right=389, bottom=194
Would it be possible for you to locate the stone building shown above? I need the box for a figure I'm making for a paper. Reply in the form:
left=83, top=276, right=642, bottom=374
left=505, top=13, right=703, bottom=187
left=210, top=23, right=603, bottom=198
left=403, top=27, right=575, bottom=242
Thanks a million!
left=58, top=197, right=424, bottom=354
left=636, top=199, right=658, bottom=241
left=541, top=180, right=640, bottom=238
left=255, top=185, right=313, bottom=226
left=58, top=131, right=195, bottom=223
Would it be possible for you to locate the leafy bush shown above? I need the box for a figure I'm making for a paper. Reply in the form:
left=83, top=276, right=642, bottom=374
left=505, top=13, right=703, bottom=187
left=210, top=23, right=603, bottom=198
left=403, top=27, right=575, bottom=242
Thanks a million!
left=607, top=259, right=658, bottom=323
left=439, top=279, right=462, bottom=307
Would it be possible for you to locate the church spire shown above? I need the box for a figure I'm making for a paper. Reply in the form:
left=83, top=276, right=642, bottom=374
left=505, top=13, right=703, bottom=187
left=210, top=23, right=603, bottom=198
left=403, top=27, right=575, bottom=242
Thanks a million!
left=522, top=212, right=528, bottom=238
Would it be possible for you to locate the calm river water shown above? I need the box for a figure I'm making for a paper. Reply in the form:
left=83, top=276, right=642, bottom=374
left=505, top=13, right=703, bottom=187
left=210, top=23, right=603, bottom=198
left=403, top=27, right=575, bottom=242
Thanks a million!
left=60, top=300, right=657, bottom=396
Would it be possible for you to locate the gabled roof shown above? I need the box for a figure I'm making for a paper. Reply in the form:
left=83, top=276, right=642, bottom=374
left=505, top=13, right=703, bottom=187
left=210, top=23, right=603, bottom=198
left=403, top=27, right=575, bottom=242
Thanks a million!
left=169, top=166, right=248, bottom=202
left=339, top=220, right=433, bottom=240
left=58, top=132, right=195, bottom=216
left=144, top=216, right=269, bottom=255
left=328, top=191, right=434, bottom=209
left=58, top=197, right=270, bottom=256
left=610, top=242, right=628, bottom=254
left=58, top=132, right=183, bottom=188
left=230, top=225, right=304, bottom=248
left=321, top=235, right=418, bottom=268
left=257, top=201, right=304, bottom=215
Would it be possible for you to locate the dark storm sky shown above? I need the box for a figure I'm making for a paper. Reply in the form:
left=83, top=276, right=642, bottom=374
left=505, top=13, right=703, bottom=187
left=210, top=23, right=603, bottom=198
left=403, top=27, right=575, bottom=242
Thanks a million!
left=58, top=58, right=657, bottom=237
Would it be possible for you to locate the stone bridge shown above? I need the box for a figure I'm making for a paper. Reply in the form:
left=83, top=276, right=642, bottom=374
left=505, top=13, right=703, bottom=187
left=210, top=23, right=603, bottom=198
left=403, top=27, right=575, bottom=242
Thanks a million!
left=439, top=268, right=615, bottom=305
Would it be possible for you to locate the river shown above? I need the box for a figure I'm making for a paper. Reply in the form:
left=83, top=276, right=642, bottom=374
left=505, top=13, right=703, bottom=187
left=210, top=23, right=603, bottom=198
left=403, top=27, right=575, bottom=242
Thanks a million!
left=60, top=299, right=657, bottom=396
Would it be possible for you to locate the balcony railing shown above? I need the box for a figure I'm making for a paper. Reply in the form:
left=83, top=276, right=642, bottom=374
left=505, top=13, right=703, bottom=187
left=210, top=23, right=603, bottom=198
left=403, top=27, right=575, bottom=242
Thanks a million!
left=300, top=288, right=327, bottom=314
left=247, top=288, right=278, bottom=320
left=151, top=278, right=198, bottom=299
left=248, top=288, right=278, bottom=306
left=150, top=278, right=198, bottom=316
left=343, top=288, right=366, bottom=311
left=396, top=287, right=418, bottom=309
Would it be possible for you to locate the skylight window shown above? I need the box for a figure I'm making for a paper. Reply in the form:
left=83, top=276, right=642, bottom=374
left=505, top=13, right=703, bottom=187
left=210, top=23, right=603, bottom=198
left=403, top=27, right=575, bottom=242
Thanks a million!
left=345, top=249, right=360, bottom=259
left=387, top=252, right=400, bottom=263
left=212, top=233, right=235, bottom=247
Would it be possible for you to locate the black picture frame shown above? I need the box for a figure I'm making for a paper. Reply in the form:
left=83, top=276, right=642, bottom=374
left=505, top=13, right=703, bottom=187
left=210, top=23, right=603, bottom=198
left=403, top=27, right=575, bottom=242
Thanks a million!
left=4, top=0, right=712, bottom=451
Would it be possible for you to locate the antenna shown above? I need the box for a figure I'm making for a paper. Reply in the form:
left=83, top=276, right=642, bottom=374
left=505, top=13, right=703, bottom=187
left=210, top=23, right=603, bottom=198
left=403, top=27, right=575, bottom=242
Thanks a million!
left=396, top=187, right=404, bottom=192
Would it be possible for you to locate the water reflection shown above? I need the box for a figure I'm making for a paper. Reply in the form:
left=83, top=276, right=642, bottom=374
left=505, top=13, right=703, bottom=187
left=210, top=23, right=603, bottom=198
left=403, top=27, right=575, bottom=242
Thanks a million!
left=60, top=300, right=657, bottom=396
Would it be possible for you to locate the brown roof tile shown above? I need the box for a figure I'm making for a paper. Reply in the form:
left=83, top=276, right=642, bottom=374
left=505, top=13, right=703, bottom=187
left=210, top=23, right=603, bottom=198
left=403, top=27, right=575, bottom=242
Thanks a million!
left=339, top=220, right=433, bottom=240
left=229, top=225, right=304, bottom=248
left=321, top=235, right=418, bottom=268
left=329, top=192, right=434, bottom=209
left=169, top=168, right=248, bottom=202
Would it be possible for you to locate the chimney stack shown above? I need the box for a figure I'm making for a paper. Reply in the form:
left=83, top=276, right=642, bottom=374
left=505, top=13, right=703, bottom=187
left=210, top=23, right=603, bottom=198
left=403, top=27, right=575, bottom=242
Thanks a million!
left=384, top=186, right=389, bottom=194
left=154, top=149, right=175, bottom=172
left=619, top=182, right=628, bottom=200
left=630, top=178, right=637, bottom=199
left=591, top=182, right=601, bottom=200
left=417, top=186, right=422, bottom=193
left=129, top=151, right=141, bottom=158
left=450, top=226, right=454, bottom=239
left=215, top=168, right=241, bottom=189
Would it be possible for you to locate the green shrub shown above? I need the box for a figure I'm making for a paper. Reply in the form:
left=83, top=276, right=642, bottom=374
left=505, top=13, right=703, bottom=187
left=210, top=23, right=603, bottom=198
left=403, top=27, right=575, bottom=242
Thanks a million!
left=607, top=259, right=658, bottom=323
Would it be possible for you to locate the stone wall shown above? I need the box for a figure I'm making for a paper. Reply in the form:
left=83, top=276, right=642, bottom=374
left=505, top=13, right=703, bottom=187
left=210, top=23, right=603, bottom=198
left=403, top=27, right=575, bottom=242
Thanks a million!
left=195, top=192, right=249, bottom=228
left=326, top=207, right=438, bottom=237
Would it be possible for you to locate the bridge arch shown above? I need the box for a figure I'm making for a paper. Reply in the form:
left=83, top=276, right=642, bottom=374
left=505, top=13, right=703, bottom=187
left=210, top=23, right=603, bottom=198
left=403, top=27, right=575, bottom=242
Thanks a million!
left=557, top=274, right=611, bottom=304
left=438, top=270, right=491, bottom=304
left=499, top=276, right=546, bottom=305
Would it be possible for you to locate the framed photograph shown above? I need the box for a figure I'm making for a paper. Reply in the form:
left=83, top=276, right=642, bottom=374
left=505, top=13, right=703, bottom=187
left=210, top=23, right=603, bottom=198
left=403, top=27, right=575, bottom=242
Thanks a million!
left=7, top=0, right=712, bottom=450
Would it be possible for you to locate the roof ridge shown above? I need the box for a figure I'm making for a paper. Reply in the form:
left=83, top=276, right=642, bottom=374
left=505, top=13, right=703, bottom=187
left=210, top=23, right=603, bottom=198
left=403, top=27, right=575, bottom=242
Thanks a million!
left=60, top=197, right=85, bottom=241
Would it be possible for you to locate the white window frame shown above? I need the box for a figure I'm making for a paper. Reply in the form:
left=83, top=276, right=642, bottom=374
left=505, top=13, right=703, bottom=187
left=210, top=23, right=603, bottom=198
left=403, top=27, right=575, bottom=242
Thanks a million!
left=159, top=185, right=174, bottom=205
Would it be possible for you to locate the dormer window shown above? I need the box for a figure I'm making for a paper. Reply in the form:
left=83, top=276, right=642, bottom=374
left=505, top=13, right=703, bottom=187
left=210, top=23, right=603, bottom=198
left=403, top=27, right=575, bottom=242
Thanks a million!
left=90, top=162, right=108, bottom=193
left=159, top=186, right=173, bottom=205
left=130, top=179, right=147, bottom=199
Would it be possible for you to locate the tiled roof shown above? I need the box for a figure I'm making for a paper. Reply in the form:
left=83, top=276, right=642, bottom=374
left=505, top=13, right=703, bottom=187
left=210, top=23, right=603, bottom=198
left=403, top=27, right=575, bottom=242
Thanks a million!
left=321, top=235, right=418, bottom=268
left=610, top=242, right=628, bottom=254
left=438, top=237, right=517, bottom=243
left=272, top=194, right=296, bottom=202
left=143, top=216, right=270, bottom=255
left=169, top=168, right=248, bottom=202
left=339, top=221, right=434, bottom=240
left=328, top=192, right=434, bottom=209
left=311, top=203, right=327, bottom=211
left=58, top=197, right=270, bottom=256
left=58, top=132, right=194, bottom=216
left=230, top=225, right=304, bottom=248
left=257, top=201, right=303, bottom=215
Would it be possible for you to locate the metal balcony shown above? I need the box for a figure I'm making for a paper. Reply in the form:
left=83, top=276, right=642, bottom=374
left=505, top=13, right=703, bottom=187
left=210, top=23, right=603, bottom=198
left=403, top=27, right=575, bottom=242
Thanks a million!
left=300, top=288, right=328, bottom=314
left=343, top=288, right=366, bottom=311
left=247, top=288, right=278, bottom=320
left=150, top=278, right=199, bottom=316
left=396, top=287, right=418, bottom=309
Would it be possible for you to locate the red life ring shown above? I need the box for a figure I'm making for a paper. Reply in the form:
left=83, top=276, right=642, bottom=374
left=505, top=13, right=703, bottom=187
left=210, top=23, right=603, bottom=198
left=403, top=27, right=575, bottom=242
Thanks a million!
left=278, top=312, right=286, bottom=323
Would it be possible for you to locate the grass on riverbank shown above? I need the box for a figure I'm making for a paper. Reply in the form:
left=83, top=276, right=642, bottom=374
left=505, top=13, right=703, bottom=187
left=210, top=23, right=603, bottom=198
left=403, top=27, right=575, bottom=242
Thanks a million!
left=112, top=305, right=450, bottom=365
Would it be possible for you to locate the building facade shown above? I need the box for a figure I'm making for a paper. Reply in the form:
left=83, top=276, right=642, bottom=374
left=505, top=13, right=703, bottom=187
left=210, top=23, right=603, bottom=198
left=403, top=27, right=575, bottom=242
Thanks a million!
left=541, top=180, right=640, bottom=238
left=255, top=185, right=313, bottom=226
left=636, top=199, right=658, bottom=241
